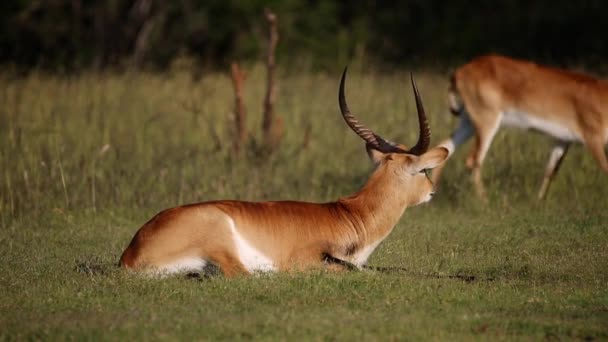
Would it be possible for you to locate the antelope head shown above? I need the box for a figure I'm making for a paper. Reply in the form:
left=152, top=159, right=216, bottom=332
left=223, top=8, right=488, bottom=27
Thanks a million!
left=339, top=68, right=449, bottom=205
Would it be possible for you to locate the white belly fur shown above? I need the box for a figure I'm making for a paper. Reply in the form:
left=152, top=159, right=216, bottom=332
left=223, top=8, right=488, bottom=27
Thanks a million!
left=155, top=257, right=207, bottom=276
left=501, top=110, right=581, bottom=142
left=228, top=217, right=276, bottom=272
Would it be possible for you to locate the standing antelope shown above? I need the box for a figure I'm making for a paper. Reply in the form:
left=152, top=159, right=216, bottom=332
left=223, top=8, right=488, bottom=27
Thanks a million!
left=119, top=69, right=449, bottom=277
left=432, top=54, right=608, bottom=199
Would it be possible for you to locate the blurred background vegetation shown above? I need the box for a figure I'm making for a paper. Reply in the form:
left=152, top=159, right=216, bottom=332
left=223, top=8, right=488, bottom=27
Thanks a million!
left=1, top=0, right=607, bottom=72
left=1, top=4, right=607, bottom=339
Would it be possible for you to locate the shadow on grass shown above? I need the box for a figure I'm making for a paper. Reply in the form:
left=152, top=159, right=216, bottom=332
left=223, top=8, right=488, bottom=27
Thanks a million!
left=363, top=265, right=495, bottom=283
left=73, top=256, right=224, bottom=279
left=74, top=256, right=115, bottom=276
left=324, top=253, right=495, bottom=283
left=73, top=256, right=494, bottom=283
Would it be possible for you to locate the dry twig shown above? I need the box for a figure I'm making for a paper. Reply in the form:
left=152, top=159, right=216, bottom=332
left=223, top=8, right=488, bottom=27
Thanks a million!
left=230, top=62, right=248, bottom=153
left=262, top=8, right=281, bottom=148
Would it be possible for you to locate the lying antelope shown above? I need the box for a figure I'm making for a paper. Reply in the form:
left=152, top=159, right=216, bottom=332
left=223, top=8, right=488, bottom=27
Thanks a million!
left=119, top=69, right=449, bottom=277
left=432, top=54, right=608, bottom=199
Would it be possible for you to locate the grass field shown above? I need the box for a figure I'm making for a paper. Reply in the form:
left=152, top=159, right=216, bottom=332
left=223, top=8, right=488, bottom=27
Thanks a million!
left=1, top=66, right=607, bottom=340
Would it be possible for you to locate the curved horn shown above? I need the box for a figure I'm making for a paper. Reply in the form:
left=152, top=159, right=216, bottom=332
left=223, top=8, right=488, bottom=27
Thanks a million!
left=407, top=73, right=431, bottom=155
left=339, top=67, right=406, bottom=153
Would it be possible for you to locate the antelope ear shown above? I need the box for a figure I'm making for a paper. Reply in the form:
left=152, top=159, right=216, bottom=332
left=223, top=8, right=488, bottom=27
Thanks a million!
left=366, top=144, right=387, bottom=165
left=408, top=146, right=449, bottom=173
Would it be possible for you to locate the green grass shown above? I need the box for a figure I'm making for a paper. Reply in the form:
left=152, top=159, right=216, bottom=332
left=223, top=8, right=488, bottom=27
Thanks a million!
left=1, top=66, right=607, bottom=340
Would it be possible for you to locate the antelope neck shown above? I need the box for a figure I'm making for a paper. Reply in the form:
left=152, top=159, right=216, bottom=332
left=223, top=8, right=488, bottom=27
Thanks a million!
left=338, top=165, right=411, bottom=240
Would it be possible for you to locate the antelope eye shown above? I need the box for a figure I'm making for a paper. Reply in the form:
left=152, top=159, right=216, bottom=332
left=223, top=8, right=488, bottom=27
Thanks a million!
left=421, top=169, right=432, bottom=177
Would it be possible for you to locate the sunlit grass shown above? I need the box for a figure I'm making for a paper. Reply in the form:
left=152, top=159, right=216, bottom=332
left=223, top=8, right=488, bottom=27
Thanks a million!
left=1, top=66, right=606, bottom=339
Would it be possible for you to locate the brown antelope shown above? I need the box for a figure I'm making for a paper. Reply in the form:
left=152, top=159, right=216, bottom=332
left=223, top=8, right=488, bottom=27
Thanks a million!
left=432, top=54, right=608, bottom=199
left=119, top=69, right=449, bottom=277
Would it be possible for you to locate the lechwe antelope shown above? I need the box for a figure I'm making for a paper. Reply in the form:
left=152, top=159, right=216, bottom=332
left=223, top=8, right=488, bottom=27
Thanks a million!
left=119, top=69, right=449, bottom=277
left=432, top=54, right=608, bottom=199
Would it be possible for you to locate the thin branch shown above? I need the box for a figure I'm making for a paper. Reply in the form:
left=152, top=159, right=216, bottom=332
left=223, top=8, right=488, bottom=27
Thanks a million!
left=230, top=62, right=248, bottom=153
left=262, top=8, right=280, bottom=147
left=131, top=16, right=157, bottom=68
left=129, top=0, right=155, bottom=69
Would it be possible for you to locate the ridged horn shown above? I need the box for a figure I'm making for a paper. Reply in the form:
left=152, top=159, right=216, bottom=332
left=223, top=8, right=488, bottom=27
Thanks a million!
left=339, top=67, right=406, bottom=153
left=407, top=73, right=431, bottom=155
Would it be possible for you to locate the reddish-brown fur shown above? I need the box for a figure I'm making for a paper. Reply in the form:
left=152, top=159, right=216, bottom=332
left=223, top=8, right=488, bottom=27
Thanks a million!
left=434, top=54, right=608, bottom=199
left=120, top=148, right=448, bottom=277
left=120, top=70, right=449, bottom=277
